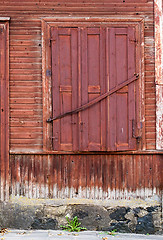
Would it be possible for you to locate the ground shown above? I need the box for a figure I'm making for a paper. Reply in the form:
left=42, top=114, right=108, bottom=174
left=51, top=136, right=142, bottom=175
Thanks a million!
left=0, top=230, right=163, bottom=240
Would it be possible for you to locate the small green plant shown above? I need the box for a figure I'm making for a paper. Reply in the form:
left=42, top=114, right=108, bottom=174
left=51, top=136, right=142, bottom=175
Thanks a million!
left=109, top=229, right=117, bottom=236
left=60, top=216, right=87, bottom=232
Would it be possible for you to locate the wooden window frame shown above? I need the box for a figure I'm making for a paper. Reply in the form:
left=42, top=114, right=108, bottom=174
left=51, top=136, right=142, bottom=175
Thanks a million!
left=0, top=18, right=10, bottom=200
left=154, top=0, right=163, bottom=150
left=42, top=17, right=145, bottom=153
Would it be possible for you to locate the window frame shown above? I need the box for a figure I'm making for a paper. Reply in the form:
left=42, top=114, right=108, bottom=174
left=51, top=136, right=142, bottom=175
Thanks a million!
left=0, top=18, right=10, bottom=200
left=42, top=16, right=145, bottom=153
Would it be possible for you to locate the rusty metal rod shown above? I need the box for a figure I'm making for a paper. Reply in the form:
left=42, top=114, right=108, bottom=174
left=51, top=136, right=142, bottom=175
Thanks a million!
left=47, top=74, right=139, bottom=123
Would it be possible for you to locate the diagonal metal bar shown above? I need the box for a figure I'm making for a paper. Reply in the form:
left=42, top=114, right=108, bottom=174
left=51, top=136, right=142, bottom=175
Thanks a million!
left=47, top=74, right=139, bottom=123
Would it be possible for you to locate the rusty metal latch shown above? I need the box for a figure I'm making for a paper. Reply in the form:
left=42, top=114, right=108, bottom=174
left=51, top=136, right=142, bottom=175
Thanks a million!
left=47, top=74, right=139, bottom=123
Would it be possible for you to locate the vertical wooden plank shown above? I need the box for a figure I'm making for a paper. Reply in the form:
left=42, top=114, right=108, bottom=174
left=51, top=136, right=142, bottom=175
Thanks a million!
left=51, top=155, right=55, bottom=198
left=115, top=155, right=119, bottom=199
left=122, top=155, right=128, bottom=199
left=47, top=155, right=52, bottom=198
left=30, top=155, right=35, bottom=198
left=77, top=155, right=82, bottom=198
left=10, top=155, right=16, bottom=197
left=24, top=155, right=29, bottom=198
left=81, top=155, right=87, bottom=198
left=94, top=155, right=99, bottom=199
left=133, top=155, right=136, bottom=197
left=128, top=27, right=137, bottom=149
left=53, top=155, right=58, bottom=198
left=32, top=155, right=37, bottom=199
left=127, top=155, right=134, bottom=199
left=64, top=155, right=69, bottom=198
left=78, top=28, right=82, bottom=151
left=90, top=155, right=95, bottom=199
left=98, top=155, right=103, bottom=200
left=153, top=155, right=162, bottom=195
left=108, top=27, right=137, bottom=151
left=81, top=27, right=88, bottom=151
left=109, top=155, right=116, bottom=200
left=118, top=155, right=124, bottom=199
left=59, top=29, right=72, bottom=151
left=144, top=155, right=153, bottom=198
left=66, top=155, right=70, bottom=198
left=28, top=155, right=32, bottom=198
left=87, top=28, right=101, bottom=151
left=48, top=155, right=53, bottom=198
left=86, top=155, right=91, bottom=198
left=60, top=155, right=65, bottom=198
left=0, top=21, right=9, bottom=201
left=134, top=155, right=140, bottom=198
left=51, top=27, right=60, bottom=151
left=102, top=155, right=108, bottom=199
left=57, top=155, right=62, bottom=198
left=0, top=24, right=5, bottom=201
left=108, top=28, right=116, bottom=151
left=19, top=156, right=23, bottom=196
left=116, top=29, right=128, bottom=150
left=100, top=27, right=107, bottom=151
left=140, top=155, right=145, bottom=199
left=71, top=28, right=79, bottom=151
left=70, top=155, right=78, bottom=198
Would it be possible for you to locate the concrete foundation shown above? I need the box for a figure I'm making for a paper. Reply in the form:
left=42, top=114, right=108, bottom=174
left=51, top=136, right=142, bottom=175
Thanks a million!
left=0, top=196, right=162, bottom=234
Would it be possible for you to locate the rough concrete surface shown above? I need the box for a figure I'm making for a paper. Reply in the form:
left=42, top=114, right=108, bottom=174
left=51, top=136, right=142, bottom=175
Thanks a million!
left=0, top=197, right=162, bottom=234
left=0, top=230, right=163, bottom=240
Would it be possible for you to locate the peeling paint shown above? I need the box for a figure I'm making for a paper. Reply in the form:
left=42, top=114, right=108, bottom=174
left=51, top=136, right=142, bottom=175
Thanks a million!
left=156, top=85, right=163, bottom=149
left=154, top=0, right=163, bottom=150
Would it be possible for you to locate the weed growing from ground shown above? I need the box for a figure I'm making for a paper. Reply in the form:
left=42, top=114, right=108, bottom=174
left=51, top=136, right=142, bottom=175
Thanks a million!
left=60, top=216, right=87, bottom=232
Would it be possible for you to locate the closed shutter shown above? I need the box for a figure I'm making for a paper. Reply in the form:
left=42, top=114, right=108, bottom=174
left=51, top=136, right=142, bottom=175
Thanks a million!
left=108, top=27, right=137, bottom=151
left=80, top=27, right=106, bottom=151
left=51, top=27, right=79, bottom=151
left=50, top=25, right=137, bottom=151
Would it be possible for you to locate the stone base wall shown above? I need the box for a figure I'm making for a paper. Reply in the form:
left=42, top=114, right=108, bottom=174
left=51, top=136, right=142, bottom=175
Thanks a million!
left=0, top=197, right=162, bottom=234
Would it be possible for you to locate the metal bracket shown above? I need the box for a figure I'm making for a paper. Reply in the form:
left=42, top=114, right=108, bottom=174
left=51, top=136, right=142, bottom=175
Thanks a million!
left=132, top=119, right=141, bottom=143
left=47, top=118, right=52, bottom=123
left=46, top=69, right=51, bottom=77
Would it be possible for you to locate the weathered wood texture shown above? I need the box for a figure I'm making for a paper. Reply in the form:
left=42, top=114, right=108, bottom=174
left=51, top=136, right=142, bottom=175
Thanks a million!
left=0, top=0, right=156, bottom=151
left=9, top=153, right=163, bottom=199
left=0, top=20, right=9, bottom=201
left=50, top=25, right=137, bottom=152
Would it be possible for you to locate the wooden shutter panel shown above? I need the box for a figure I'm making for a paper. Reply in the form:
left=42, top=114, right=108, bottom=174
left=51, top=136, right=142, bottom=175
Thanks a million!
left=51, top=27, right=79, bottom=151
left=80, top=27, right=106, bottom=151
left=108, top=27, right=137, bottom=151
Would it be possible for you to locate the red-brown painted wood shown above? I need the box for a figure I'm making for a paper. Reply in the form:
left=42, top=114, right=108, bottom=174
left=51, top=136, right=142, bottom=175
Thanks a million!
left=51, top=26, right=137, bottom=152
left=0, top=0, right=160, bottom=201
left=109, top=27, right=137, bottom=151
left=0, top=21, right=9, bottom=201
left=9, top=153, right=163, bottom=200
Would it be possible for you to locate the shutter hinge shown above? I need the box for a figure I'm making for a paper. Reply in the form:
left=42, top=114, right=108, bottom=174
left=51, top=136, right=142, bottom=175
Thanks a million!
left=47, top=117, right=52, bottom=123
left=130, top=39, right=138, bottom=44
left=46, top=69, right=51, bottom=77
left=132, top=119, right=142, bottom=143
left=47, top=38, right=52, bottom=47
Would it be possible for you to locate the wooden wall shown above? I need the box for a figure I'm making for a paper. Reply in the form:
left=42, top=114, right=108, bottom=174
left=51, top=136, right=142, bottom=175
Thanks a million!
left=0, top=0, right=156, bottom=152
left=0, top=0, right=162, bottom=202
left=9, top=153, right=162, bottom=199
